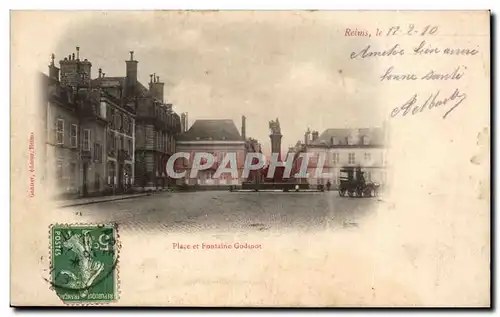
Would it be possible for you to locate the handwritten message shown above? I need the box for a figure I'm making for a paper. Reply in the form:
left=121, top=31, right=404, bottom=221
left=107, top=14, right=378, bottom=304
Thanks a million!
left=347, top=24, right=481, bottom=119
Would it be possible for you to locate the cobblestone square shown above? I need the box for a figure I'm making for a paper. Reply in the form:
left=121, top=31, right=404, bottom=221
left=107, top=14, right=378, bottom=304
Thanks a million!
left=69, top=191, right=380, bottom=233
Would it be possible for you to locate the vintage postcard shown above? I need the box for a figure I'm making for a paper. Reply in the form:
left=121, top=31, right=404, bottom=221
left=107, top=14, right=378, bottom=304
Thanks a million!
left=10, top=11, right=490, bottom=307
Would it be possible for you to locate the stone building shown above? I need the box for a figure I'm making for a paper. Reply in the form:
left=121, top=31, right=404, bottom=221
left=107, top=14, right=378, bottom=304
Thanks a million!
left=304, top=127, right=387, bottom=188
left=91, top=62, right=138, bottom=193
left=42, top=48, right=109, bottom=197
left=133, top=74, right=182, bottom=190
left=91, top=52, right=181, bottom=191
left=41, top=71, right=80, bottom=197
left=175, top=116, right=251, bottom=187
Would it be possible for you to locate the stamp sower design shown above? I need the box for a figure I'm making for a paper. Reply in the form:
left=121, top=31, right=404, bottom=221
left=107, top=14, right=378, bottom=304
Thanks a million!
left=51, top=224, right=118, bottom=303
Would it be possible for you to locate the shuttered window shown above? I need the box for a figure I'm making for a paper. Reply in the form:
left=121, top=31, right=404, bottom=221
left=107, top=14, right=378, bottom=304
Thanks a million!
left=56, top=119, right=64, bottom=145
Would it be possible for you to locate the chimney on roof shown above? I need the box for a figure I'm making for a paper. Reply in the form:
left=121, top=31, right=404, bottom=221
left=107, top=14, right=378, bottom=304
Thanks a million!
left=126, top=50, right=138, bottom=90
left=241, top=115, right=246, bottom=140
left=312, top=131, right=319, bottom=141
left=181, top=113, right=186, bottom=132
left=149, top=72, right=165, bottom=102
left=48, top=53, right=60, bottom=81
left=98, top=68, right=102, bottom=78
left=59, top=47, right=92, bottom=88
left=304, top=128, right=311, bottom=145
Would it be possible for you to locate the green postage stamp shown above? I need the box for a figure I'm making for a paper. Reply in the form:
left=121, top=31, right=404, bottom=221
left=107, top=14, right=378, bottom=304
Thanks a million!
left=50, top=224, right=120, bottom=304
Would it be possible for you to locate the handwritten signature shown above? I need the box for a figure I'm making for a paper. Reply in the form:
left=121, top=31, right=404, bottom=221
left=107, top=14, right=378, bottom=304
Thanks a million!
left=391, top=88, right=467, bottom=119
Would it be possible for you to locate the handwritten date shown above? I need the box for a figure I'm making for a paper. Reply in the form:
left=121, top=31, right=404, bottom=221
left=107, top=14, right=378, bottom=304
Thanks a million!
left=385, top=24, right=438, bottom=36
left=391, top=88, right=467, bottom=119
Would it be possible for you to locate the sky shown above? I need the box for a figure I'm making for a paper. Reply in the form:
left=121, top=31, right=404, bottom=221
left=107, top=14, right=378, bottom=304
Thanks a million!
left=53, top=11, right=385, bottom=155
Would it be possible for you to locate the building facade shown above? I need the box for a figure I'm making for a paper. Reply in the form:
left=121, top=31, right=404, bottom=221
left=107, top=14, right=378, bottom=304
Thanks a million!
left=42, top=48, right=111, bottom=198
left=133, top=74, right=182, bottom=190
left=303, top=127, right=388, bottom=188
left=92, top=72, right=137, bottom=193
left=42, top=72, right=81, bottom=197
left=90, top=52, right=181, bottom=191
left=175, top=117, right=249, bottom=187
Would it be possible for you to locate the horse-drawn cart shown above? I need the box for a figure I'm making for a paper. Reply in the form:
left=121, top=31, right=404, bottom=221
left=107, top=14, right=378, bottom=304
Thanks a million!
left=338, top=166, right=379, bottom=197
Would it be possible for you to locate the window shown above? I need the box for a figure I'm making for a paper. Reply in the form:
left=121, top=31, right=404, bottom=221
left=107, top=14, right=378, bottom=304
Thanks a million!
left=332, top=152, right=340, bottom=164
left=56, top=161, right=63, bottom=180
left=83, top=129, right=91, bottom=151
left=115, top=135, right=120, bottom=150
left=100, top=101, right=107, bottom=119
left=348, top=153, right=356, bottom=165
left=364, top=153, right=371, bottom=162
left=69, top=163, right=76, bottom=185
left=107, top=131, right=112, bottom=151
left=109, top=131, right=116, bottom=151
left=363, top=136, right=369, bottom=145
left=123, top=115, right=129, bottom=133
left=56, top=119, right=64, bottom=145
left=109, top=109, right=115, bottom=129
left=346, top=136, right=352, bottom=146
left=94, top=173, right=100, bottom=191
left=120, top=136, right=125, bottom=150
left=365, top=171, right=371, bottom=182
left=70, top=124, right=78, bottom=148
left=107, top=162, right=115, bottom=185
left=94, top=143, right=102, bottom=162
left=115, top=112, right=122, bottom=130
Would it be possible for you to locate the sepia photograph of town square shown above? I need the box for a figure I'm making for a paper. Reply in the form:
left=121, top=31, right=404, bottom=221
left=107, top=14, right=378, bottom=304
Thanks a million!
left=10, top=10, right=490, bottom=307
left=39, top=12, right=389, bottom=233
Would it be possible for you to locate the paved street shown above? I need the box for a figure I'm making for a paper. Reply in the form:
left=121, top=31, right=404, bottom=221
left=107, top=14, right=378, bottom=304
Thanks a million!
left=66, top=191, right=380, bottom=233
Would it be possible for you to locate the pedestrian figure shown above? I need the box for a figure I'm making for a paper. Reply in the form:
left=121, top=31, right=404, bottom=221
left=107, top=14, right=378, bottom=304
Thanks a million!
left=326, top=180, right=331, bottom=191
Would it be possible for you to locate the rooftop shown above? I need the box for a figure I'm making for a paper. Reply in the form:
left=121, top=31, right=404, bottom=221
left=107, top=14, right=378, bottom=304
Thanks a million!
left=311, top=127, right=385, bottom=147
left=177, top=119, right=242, bottom=142
left=90, top=77, right=151, bottom=98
